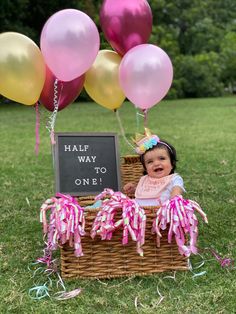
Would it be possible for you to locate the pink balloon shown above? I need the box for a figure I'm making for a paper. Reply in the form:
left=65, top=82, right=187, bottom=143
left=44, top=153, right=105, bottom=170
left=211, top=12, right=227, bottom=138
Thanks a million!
left=119, top=44, right=173, bottom=110
left=100, top=0, right=152, bottom=56
left=40, top=66, right=85, bottom=112
left=40, top=9, right=100, bottom=81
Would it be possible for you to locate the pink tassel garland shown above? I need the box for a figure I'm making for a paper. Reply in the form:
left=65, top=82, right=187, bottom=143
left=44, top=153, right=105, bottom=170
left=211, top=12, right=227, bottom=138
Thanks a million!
left=91, top=189, right=146, bottom=256
left=38, top=192, right=208, bottom=261
left=152, top=195, right=208, bottom=257
left=39, top=193, right=85, bottom=264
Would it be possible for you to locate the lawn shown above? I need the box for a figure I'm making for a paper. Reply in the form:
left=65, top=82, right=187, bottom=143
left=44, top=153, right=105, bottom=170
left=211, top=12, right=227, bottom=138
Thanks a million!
left=0, top=97, right=236, bottom=313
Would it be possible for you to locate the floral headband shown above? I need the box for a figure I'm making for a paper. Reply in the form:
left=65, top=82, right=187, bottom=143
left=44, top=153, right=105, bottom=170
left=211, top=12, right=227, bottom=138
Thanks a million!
left=133, top=128, right=172, bottom=155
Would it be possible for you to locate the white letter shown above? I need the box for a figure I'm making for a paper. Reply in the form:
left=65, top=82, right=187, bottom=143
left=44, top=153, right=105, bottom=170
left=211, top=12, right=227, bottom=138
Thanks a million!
left=94, top=167, right=100, bottom=174
left=78, top=156, right=86, bottom=162
left=91, top=156, right=96, bottom=162
left=83, top=178, right=90, bottom=185
left=64, top=145, right=71, bottom=152
left=75, top=178, right=81, bottom=185
left=100, top=167, right=107, bottom=174
left=92, top=178, right=98, bottom=185
left=72, top=145, right=78, bottom=152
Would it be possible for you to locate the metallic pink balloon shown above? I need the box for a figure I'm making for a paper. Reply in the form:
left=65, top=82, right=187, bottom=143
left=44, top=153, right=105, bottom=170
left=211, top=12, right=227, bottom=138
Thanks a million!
left=40, top=67, right=85, bottom=111
left=119, top=44, right=173, bottom=110
left=100, top=0, right=152, bottom=56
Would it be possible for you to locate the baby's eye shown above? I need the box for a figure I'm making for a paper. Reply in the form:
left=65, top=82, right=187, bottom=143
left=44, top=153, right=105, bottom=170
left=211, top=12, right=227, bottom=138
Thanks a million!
left=146, top=160, right=153, bottom=164
left=159, top=157, right=166, bottom=160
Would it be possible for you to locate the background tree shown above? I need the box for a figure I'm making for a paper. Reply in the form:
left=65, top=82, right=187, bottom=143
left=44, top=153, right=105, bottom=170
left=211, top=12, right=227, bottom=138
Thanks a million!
left=0, top=0, right=235, bottom=99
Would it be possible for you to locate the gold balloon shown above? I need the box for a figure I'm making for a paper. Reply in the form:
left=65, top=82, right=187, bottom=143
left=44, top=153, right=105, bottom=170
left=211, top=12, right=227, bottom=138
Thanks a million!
left=84, top=50, right=125, bottom=110
left=0, top=32, right=46, bottom=105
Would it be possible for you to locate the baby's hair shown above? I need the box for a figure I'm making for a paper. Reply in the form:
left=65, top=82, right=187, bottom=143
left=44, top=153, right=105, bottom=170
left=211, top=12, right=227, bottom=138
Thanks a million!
left=140, top=140, right=178, bottom=175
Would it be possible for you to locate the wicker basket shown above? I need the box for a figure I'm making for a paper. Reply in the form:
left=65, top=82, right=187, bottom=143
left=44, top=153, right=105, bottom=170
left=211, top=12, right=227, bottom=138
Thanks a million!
left=60, top=155, right=189, bottom=279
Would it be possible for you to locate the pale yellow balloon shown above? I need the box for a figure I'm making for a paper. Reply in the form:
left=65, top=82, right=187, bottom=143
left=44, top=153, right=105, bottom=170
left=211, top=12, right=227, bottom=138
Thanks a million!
left=0, top=32, right=46, bottom=105
left=84, top=50, right=125, bottom=110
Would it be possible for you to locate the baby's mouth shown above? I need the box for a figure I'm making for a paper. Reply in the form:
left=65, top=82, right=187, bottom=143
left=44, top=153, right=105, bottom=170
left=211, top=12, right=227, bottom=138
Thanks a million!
left=154, top=167, right=163, bottom=173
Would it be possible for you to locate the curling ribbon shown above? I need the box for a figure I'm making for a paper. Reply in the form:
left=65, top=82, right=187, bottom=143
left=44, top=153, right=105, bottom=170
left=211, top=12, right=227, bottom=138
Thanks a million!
left=46, top=79, right=63, bottom=145
left=209, top=249, right=234, bottom=268
left=39, top=193, right=85, bottom=263
left=28, top=258, right=82, bottom=300
left=29, top=284, right=50, bottom=300
left=91, top=189, right=146, bottom=256
left=202, top=248, right=235, bottom=268
left=152, top=195, right=208, bottom=257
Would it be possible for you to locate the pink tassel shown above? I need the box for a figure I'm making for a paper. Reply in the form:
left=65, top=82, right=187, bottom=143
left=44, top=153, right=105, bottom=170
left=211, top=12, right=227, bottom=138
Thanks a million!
left=39, top=194, right=86, bottom=264
left=91, top=189, right=146, bottom=256
left=152, top=195, right=208, bottom=257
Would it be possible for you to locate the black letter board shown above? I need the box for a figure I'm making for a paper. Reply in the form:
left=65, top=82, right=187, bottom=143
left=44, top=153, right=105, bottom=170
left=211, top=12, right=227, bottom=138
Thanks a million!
left=54, top=132, right=121, bottom=196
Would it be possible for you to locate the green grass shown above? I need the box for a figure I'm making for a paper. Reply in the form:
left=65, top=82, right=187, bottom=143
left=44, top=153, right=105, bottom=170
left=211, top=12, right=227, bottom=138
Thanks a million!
left=1, top=97, right=236, bottom=313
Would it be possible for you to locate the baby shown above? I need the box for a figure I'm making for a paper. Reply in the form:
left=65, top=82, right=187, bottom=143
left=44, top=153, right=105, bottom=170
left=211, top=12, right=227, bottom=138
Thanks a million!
left=124, top=129, right=185, bottom=206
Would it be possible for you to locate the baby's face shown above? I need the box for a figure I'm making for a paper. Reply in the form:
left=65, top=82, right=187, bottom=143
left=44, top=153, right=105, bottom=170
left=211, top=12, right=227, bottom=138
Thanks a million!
left=144, top=147, right=172, bottom=179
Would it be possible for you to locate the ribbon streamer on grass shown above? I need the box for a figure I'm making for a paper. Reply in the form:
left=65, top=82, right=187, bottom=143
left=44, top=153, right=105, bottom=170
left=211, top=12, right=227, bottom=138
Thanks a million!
left=201, top=247, right=235, bottom=269
left=54, top=288, right=82, bottom=300
left=188, top=254, right=207, bottom=279
left=28, top=260, right=81, bottom=300
left=29, top=284, right=50, bottom=300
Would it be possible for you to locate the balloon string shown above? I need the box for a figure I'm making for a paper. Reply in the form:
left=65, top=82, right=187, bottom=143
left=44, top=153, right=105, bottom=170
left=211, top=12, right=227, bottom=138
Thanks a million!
left=46, top=80, right=63, bottom=145
left=46, top=79, right=58, bottom=137
left=136, top=109, right=146, bottom=133
left=115, top=110, right=135, bottom=151
left=136, top=109, right=149, bottom=131
left=143, top=109, right=148, bottom=128
left=51, top=79, right=59, bottom=145
left=35, top=102, right=40, bottom=156
left=136, top=109, right=141, bottom=133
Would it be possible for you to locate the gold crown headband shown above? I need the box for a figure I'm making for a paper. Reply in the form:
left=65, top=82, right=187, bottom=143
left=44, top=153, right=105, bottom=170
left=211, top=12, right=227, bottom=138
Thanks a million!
left=133, top=128, right=172, bottom=155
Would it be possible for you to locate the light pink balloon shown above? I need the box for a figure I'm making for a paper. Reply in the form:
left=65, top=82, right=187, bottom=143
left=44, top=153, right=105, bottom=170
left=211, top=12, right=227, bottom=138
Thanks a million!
left=40, top=9, right=100, bottom=81
left=119, top=44, right=173, bottom=110
left=100, top=0, right=152, bottom=56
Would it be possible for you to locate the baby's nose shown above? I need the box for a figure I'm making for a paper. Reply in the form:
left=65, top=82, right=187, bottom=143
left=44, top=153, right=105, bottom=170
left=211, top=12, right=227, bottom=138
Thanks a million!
left=153, top=159, right=160, bottom=166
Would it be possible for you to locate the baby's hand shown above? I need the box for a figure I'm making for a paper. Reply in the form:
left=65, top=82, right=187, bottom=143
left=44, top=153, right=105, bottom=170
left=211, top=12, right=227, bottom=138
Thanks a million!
left=123, top=182, right=136, bottom=195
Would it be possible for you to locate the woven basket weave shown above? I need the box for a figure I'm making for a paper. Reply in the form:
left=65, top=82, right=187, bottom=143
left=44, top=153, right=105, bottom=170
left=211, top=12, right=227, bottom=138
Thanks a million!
left=60, top=155, right=188, bottom=279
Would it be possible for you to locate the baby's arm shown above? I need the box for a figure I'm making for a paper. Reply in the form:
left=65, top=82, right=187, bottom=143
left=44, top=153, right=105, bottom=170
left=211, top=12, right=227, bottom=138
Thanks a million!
left=123, top=182, right=136, bottom=195
left=170, top=175, right=185, bottom=199
left=170, top=186, right=184, bottom=199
